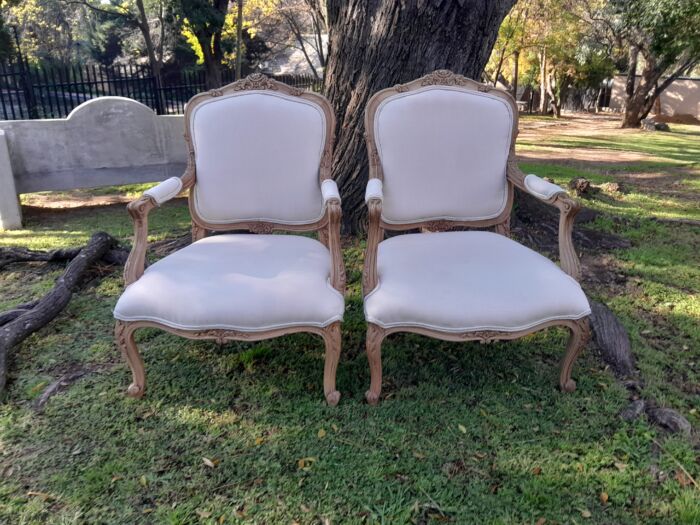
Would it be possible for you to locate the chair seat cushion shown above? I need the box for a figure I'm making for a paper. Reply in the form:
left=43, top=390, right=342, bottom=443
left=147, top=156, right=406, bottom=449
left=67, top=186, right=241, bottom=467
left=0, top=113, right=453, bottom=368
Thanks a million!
left=364, top=231, right=590, bottom=332
left=114, top=234, right=344, bottom=331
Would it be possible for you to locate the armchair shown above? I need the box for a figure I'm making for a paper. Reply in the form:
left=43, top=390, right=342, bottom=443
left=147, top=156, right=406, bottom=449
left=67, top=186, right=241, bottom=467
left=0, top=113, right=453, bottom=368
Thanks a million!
left=114, top=74, right=346, bottom=406
left=362, top=70, right=591, bottom=405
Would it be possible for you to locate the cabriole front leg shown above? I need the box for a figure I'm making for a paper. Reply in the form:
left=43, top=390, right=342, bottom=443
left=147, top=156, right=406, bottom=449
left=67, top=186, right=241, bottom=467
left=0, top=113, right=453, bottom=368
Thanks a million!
left=322, top=322, right=342, bottom=406
left=365, top=323, right=385, bottom=405
left=114, top=321, right=145, bottom=398
left=559, top=318, right=591, bottom=392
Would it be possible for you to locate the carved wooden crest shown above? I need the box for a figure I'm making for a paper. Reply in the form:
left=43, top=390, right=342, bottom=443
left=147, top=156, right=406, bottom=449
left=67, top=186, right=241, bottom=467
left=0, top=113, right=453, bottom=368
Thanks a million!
left=233, top=73, right=279, bottom=92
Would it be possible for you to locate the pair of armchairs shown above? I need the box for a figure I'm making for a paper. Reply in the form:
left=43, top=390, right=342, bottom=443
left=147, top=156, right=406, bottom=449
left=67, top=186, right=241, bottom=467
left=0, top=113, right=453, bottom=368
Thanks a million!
left=113, top=71, right=591, bottom=406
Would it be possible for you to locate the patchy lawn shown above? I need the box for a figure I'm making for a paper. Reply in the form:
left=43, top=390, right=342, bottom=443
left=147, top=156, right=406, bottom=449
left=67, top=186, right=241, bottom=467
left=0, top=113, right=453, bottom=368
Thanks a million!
left=0, top=114, right=698, bottom=524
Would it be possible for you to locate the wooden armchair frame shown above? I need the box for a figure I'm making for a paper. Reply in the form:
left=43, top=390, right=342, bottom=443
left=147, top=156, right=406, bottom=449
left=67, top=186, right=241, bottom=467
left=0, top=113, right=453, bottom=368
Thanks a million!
left=115, top=74, right=346, bottom=406
left=362, top=70, right=590, bottom=405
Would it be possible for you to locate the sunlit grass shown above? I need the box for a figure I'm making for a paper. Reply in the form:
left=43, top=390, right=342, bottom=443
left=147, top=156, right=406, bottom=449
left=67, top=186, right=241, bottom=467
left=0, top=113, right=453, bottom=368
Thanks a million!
left=1, top=119, right=699, bottom=523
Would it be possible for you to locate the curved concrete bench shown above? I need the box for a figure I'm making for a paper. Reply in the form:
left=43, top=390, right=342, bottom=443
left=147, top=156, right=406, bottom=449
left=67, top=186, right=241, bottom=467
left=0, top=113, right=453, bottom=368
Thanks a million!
left=0, top=97, right=187, bottom=229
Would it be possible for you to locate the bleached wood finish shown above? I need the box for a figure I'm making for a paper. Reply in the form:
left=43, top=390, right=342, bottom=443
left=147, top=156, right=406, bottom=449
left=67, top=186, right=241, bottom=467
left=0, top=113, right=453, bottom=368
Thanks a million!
left=117, top=74, right=345, bottom=406
left=362, top=70, right=589, bottom=404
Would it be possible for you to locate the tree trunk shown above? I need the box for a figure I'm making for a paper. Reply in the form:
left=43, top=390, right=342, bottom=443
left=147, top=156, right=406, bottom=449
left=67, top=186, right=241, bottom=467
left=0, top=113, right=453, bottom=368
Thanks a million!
left=512, top=49, right=520, bottom=100
left=235, top=0, right=243, bottom=80
left=625, top=45, right=638, bottom=100
left=324, top=0, right=517, bottom=232
left=199, top=34, right=223, bottom=89
left=538, top=47, right=548, bottom=114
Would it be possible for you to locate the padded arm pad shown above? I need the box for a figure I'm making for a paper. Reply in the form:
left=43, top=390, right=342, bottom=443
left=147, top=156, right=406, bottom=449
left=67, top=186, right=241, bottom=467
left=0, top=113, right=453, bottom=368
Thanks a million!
left=321, top=179, right=341, bottom=204
left=365, top=178, right=384, bottom=203
left=524, top=174, right=566, bottom=201
left=144, top=177, right=183, bottom=205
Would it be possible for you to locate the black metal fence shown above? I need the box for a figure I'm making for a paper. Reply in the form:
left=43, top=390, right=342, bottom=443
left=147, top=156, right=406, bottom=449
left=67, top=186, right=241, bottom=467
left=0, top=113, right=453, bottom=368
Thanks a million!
left=0, top=59, right=322, bottom=120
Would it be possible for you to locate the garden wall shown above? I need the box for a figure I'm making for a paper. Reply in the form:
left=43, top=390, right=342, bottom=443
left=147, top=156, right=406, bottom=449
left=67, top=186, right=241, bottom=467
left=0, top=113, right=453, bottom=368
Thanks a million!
left=0, top=97, right=187, bottom=229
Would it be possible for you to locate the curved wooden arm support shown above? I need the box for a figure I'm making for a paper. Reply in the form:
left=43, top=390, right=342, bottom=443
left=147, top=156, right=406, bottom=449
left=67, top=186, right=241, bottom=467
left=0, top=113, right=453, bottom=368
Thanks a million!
left=326, top=200, right=346, bottom=293
left=123, top=173, right=194, bottom=286
left=362, top=198, right=384, bottom=295
left=507, top=162, right=582, bottom=281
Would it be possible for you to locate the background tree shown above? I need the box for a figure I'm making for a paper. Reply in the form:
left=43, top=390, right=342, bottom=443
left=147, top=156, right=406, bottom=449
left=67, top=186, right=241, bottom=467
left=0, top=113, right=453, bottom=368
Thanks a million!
left=324, top=0, right=517, bottom=232
left=173, top=0, right=229, bottom=88
left=613, top=0, right=700, bottom=127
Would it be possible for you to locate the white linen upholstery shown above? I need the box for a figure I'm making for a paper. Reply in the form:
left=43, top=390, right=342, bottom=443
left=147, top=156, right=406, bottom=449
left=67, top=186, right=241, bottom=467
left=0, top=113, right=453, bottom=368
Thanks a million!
left=114, top=234, right=344, bottom=331
left=524, top=174, right=565, bottom=200
left=321, top=179, right=341, bottom=204
left=364, top=231, right=590, bottom=332
left=373, top=86, right=513, bottom=224
left=190, top=91, right=326, bottom=224
left=144, top=177, right=183, bottom=205
left=365, top=178, right=384, bottom=203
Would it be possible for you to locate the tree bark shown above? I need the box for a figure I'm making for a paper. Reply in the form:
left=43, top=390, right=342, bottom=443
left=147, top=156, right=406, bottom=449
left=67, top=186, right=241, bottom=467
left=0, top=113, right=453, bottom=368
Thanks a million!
left=324, top=0, right=517, bottom=232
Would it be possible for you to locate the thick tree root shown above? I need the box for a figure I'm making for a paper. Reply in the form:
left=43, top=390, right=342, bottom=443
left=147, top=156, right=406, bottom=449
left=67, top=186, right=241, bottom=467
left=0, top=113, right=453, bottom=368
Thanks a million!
left=0, top=232, right=118, bottom=393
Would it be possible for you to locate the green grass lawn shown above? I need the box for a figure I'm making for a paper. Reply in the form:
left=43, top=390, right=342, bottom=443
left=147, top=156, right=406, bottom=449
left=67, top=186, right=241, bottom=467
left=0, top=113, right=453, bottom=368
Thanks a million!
left=0, top=118, right=699, bottom=524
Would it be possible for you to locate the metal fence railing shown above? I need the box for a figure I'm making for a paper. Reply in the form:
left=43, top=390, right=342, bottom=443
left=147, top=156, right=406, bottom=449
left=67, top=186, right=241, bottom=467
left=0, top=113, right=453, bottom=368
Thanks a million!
left=0, top=59, right=322, bottom=120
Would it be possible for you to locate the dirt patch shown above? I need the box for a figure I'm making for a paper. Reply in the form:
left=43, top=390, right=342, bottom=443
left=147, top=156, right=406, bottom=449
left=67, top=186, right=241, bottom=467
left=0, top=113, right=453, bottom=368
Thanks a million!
left=517, top=146, right=662, bottom=166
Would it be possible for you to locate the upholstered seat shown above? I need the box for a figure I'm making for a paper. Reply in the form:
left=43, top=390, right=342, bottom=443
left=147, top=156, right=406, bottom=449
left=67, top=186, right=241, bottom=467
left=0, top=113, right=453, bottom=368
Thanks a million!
left=364, top=231, right=590, bottom=332
left=114, top=234, right=344, bottom=331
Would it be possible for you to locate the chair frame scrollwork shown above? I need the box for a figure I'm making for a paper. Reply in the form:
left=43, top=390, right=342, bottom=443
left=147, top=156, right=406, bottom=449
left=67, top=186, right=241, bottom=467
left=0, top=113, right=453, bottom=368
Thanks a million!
left=115, top=74, right=345, bottom=406
left=362, top=70, right=590, bottom=405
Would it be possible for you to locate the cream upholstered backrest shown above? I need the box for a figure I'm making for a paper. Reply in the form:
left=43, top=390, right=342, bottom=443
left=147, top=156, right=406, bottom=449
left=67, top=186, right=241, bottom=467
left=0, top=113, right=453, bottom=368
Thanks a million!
left=185, top=77, right=332, bottom=226
left=368, top=72, right=516, bottom=225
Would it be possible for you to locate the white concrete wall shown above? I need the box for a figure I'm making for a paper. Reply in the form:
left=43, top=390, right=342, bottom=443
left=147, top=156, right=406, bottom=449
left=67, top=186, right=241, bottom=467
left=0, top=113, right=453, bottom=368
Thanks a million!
left=0, top=97, right=188, bottom=229
left=609, top=75, right=700, bottom=118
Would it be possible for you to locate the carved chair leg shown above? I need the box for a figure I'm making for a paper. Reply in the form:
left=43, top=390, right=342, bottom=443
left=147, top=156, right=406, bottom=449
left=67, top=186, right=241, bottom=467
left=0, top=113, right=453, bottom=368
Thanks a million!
left=559, top=318, right=591, bottom=393
left=365, top=323, right=385, bottom=405
left=322, top=322, right=341, bottom=406
left=114, top=321, right=145, bottom=398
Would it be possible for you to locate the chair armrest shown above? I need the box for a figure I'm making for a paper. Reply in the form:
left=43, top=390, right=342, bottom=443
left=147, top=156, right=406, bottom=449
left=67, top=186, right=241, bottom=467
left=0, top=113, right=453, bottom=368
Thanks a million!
left=507, top=163, right=582, bottom=280
left=320, top=179, right=345, bottom=293
left=321, top=179, right=341, bottom=205
left=363, top=178, right=384, bottom=294
left=143, top=177, right=183, bottom=205
left=123, top=176, right=191, bottom=286
left=523, top=174, right=566, bottom=201
left=365, top=178, right=384, bottom=203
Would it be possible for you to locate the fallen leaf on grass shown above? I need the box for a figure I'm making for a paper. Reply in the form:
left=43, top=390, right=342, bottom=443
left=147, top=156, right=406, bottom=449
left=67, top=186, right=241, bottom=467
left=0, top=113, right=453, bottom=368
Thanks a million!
left=535, top=518, right=546, bottom=525
left=255, top=437, right=265, bottom=446
left=532, top=466, right=542, bottom=476
left=27, top=491, right=54, bottom=502
left=599, top=491, right=609, bottom=504
left=297, top=457, right=316, bottom=470
left=196, top=509, right=212, bottom=518
left=202, top=457, right=219, bottom=468
left=580, top=509, right=592, bottom=518
left=458, top=424, right=467, bottom=434
left=139, top=475, right=148, bottom=487
left=317, top=428, right=326, bottom=439
left=614, top=461, right=627, bottom=472
left=331, top=424, right=339, bottom=432
left=675, top=471, right=693, bottom=488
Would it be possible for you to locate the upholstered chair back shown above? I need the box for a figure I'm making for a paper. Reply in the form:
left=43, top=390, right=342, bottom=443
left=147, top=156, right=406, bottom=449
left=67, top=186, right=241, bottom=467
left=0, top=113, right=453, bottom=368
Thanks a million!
left=186, top=85, right=331, bottom=226
left=370, top=84, right=515, bottom=225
